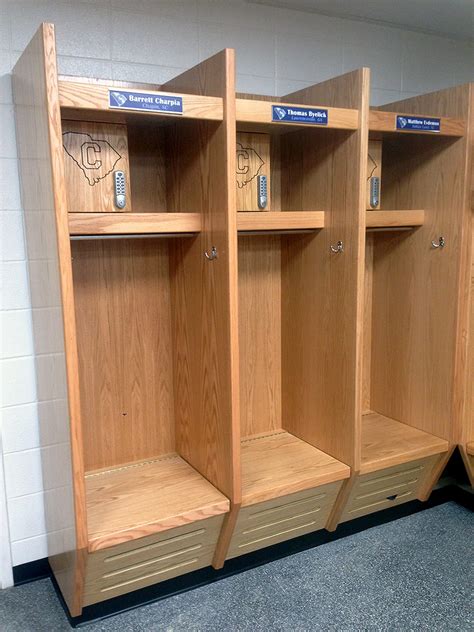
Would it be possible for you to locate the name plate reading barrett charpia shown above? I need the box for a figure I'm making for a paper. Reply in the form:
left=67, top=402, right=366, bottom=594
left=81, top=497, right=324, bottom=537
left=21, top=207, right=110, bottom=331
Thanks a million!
left=109, top=90, right=183, bottom=114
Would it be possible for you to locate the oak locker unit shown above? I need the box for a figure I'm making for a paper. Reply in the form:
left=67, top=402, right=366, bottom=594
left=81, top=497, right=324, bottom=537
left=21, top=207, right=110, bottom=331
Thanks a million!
left=213, top=71, right=368, bottom=564
left=14, top=23, right=239, bottom=616
left=330, top=86, right=473, bottom=528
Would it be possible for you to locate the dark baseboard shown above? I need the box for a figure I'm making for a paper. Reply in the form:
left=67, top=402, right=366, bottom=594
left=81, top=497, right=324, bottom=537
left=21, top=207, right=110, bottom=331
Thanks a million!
left=12, top=557, right=51, bottom=586
left=12, top=484, right=472, bottom=628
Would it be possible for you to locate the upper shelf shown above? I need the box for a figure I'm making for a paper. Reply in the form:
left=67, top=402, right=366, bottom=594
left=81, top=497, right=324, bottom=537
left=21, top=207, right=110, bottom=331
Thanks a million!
left=86, top=454, right=229, bottom=552
left=361, top=412, right=449, bottom=475
left=236, top=98, right=359, bottom=131
left=59, top=80, right=223, bottom=121
left=237, top=211, right=324, bottom=232
left=241, top=430, right=350, bottom=506
left=68, top=212, right=201, bottom=236
left=369, top=110, right=465, bottom=137
left=366, top=210, right=425, bottom=229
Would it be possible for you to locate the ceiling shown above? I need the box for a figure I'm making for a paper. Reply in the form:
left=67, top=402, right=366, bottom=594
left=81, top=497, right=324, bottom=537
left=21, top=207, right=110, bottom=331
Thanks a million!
left=251, top=0, right=474, bottom=41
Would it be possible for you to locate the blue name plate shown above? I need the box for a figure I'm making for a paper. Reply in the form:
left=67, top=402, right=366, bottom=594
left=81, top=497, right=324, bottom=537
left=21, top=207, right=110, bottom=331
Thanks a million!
left=109, top=89, right=183, bottom=114
left=272, top=105, right=328, bottom=125
left=396, top=115, right=440, bottom=132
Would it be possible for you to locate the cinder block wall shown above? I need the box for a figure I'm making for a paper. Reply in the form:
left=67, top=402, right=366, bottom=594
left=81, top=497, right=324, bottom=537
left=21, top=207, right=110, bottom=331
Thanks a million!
left=0, top=0, right=472, bottom=570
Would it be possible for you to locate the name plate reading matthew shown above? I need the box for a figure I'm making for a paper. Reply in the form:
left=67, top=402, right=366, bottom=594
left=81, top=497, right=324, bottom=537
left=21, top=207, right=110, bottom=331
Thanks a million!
left=396, top=115, right=440, bottom=132
left=272, top=105, right=328, bottom=125
left=109, top=90, right=183, bottom=115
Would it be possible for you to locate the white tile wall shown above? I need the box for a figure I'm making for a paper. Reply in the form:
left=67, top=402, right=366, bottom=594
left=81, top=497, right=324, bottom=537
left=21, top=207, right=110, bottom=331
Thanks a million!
left=0, top=0, right=472, bottom=575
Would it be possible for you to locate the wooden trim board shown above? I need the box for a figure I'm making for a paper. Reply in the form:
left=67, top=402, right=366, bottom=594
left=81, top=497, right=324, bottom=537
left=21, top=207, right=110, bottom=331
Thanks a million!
left=237, top=211, right=324, bottom=232
left=365, top=210, right=424, bottom=228
left=69, top=213, right=201, bottom=235
left=59, top=81, right=223, bottom=121
left=369, top=110, right=465, bottom=136
left=237, top=98, right=358, bottom=130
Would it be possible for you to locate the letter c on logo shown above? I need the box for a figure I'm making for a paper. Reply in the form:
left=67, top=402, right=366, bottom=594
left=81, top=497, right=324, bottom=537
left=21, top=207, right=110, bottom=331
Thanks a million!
left=81, top=142, right=102, bottom=169
left=236, top=149, right=249, bottom=174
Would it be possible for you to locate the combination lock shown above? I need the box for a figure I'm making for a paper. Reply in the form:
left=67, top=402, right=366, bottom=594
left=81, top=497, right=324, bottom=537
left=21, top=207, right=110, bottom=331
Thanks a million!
left=369, top=176, right=380, bottom=209
left=114, top=170, right=126, bottom=209
left=257, top=174, right=268, bottom=209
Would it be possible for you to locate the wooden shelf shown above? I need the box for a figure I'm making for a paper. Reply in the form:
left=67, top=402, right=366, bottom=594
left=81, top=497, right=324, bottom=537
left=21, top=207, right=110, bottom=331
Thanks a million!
left=59, top=80, right=223, bottom=121
left=369, top=110, right=465, bottom=137
left=68, top=212, right=201, bottom=236
left=466, top=442, right=474, bottom=456
left=366, top=210, right=425, bottom=229
left=237, top=98, right=358, bottom=131
left=86, top=455, right=230, bottom=552
left=237, top=211, right=324, bottom=232
left=361, top=412, right=449, bottom=475
left=241, top=431, right=350, bottom=506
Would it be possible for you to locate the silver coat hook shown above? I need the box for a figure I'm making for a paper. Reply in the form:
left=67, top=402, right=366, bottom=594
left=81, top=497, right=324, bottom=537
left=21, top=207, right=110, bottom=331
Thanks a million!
left=431, top=236, right=445, bottom=249
left=330, top=240, right=344, bottom=253
left=204, top=246, right=218, bottom=260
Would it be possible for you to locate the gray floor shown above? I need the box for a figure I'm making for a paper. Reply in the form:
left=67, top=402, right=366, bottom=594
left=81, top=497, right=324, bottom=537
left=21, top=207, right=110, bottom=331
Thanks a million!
left=0, top=502, right=472, bottom=631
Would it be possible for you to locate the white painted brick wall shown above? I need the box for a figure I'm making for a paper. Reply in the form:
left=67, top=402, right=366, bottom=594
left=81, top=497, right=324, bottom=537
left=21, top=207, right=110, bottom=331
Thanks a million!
left=0, top=0, right=472, bottom=571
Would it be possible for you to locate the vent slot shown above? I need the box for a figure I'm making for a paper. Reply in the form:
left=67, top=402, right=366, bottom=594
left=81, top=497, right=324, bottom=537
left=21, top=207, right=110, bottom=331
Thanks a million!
left=238, top=521, right=318, bottom=550
left=104, top=528, right=206, bottom=563
left=102, top=544, right=203, bottom=579
left=242, top=508, right=322, bottom=536
left=101, top=558, right=200, bottom=593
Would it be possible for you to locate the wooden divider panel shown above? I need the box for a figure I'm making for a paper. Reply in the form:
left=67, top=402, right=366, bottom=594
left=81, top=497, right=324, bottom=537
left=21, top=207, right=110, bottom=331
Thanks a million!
left=162, top=50, right=241, bottom=503
left=459, top=86, right=474, bottom=484
left=280, top=69, right=369, bottom=470
left=370, top=85, right=472, bottom=441
left=12, top=23, right=87, bottom=616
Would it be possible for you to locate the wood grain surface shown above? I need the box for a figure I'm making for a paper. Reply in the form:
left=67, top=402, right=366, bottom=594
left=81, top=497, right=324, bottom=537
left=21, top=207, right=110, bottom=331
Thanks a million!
left=238, top=235, right=282, bottom=437
left=68, top=212, right=201, bottom=235
left=236, top=98, right=359, bottom=130
left=59, top=80, right=223, bottom=121
left=361, top=412, right=448, bottom=474
left=237, top=211, right=325, bottom=231
left=62, top=120, right=131, bottom=213
left=280, top=69, right=369, bottom=471
left=241, top=431, right=350, bottom=506
left=369, top=109, right=465, bottom=136
left=13, top=23, right=87, bottom=616
left=72, top=238, right=175, bottom=470
left=163, top=50, right=241, bottom=504
left=365, top=210, right=424, bottom=228
left=86, top=455, right=229, bottom=551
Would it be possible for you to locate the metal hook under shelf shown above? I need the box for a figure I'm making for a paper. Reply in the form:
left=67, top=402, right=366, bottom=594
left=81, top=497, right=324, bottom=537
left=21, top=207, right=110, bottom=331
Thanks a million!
left=204, top=246, right=218, bottom=260
left=330, top=240, right=344, bottom=254
left=431, top=236, right=445, bottom=249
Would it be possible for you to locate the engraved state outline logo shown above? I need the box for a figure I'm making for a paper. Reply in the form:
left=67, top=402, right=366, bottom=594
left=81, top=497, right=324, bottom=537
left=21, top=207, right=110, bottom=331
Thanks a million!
left=62, top=131, right=122, bottom=186
left=236, top=142, right=265, bottom=189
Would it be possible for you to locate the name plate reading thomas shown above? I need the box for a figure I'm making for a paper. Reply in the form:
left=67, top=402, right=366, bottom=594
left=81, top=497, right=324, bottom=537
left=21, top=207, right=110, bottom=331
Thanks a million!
left=396, top=115, right=440, bottom=132
left=272, top=105, right=328, bottom=125
left=109, top=90, right=183, bottom=115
